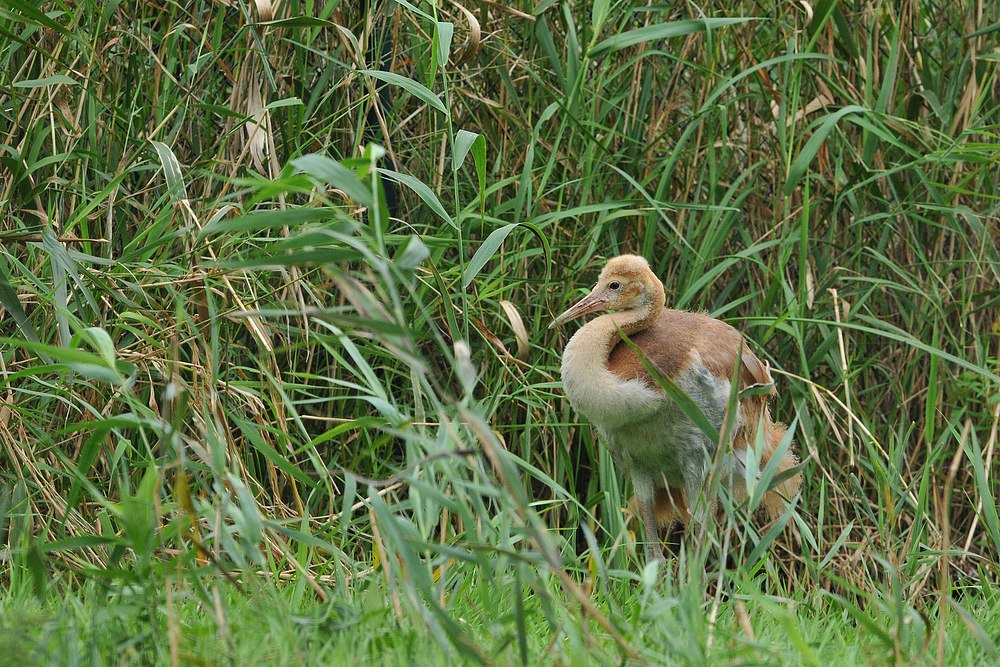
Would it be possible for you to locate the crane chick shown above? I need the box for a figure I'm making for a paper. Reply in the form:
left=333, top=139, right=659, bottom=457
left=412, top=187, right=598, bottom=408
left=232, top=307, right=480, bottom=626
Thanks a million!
left=549, top=255, right=801, bottom=564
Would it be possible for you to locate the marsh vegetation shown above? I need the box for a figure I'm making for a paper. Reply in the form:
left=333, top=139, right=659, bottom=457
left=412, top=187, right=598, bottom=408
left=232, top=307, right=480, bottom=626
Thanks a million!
left=1, top=0, right=999, bottom=664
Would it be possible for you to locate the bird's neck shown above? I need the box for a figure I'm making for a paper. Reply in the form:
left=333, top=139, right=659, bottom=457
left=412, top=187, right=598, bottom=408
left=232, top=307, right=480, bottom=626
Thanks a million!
left=560, top=288, right=665, bottom=427
left=582, top=298, right=662, bottom=358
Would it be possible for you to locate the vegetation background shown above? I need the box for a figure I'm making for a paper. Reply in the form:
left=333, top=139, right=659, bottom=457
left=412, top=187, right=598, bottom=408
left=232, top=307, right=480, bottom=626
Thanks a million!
left=1, top=0, right=999, bottom=664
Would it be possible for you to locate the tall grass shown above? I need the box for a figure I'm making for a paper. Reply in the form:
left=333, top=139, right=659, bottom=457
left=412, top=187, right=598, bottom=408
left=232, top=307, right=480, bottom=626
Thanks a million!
left=1, top=0, right=999, bottom=663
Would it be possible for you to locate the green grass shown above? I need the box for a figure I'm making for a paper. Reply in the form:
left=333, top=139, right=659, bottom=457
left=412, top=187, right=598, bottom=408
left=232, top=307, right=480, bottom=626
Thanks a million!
left=2, top=0, right=1000, bottom=664
left=3, top=569, right=1000, bottom=665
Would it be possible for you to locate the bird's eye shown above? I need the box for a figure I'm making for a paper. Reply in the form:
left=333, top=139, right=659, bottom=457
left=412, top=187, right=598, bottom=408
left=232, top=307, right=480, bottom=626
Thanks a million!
left=609, top=281, right=620, bottom=290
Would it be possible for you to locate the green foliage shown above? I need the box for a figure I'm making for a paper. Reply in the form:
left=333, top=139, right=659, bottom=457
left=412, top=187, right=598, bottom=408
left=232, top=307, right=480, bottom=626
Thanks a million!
left=1, top=0, right=999, bottom=664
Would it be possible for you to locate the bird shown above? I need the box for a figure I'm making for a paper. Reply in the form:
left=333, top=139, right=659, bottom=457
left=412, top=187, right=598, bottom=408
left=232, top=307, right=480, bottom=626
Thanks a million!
left=549, top=254, right=801, bottom=564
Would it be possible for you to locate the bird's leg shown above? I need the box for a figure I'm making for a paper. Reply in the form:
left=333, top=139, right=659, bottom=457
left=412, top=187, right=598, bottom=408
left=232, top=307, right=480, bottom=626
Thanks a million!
left=639, top=495, right=665, bottom=565
left=631, top=476, right=665, bottom=565
left=685, top=469, right=711, bottom=543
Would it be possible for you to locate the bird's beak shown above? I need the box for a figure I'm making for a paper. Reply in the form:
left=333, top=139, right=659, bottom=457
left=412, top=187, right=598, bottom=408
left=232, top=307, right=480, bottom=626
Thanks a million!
left=548, top=291, right=605, bottom=329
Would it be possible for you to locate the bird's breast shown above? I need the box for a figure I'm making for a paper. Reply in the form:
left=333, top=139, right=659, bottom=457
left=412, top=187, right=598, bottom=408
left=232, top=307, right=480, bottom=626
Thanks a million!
left=560, top=327, right=662, bottom=427
left=599, top=358, right=734, bottom=479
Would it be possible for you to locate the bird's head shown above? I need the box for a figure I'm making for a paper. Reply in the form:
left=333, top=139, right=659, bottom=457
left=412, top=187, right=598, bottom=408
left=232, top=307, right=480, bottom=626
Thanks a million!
left=549, top=255, right=664, bottom=329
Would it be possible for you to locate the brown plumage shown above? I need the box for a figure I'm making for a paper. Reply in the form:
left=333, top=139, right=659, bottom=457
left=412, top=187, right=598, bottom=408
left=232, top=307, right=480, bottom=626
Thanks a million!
left=549, top=254, right=801, bottom=564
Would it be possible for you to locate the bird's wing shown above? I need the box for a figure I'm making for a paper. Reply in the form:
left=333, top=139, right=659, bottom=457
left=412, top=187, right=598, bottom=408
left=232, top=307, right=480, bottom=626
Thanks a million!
left=608, top=309, right=775, bottom=395
left=738, top=342, right=776, bottom=394
left=606, top=310, right=691, bottom=383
